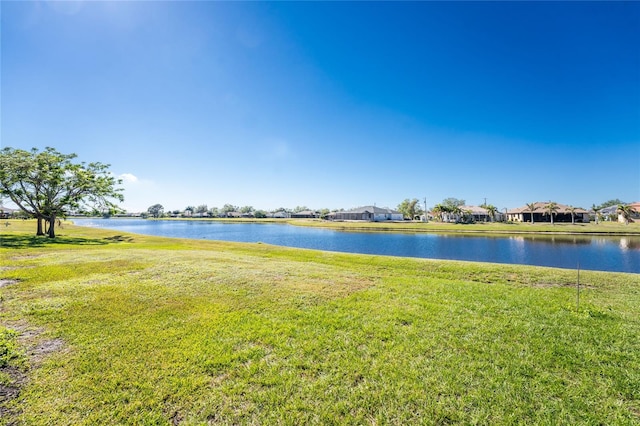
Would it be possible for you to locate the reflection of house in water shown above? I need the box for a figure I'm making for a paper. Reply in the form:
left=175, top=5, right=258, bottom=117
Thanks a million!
left=619, top=238, right=640, bottom=250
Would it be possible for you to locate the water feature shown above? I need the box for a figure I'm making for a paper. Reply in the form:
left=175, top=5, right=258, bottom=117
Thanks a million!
left=72, top=218, right=640, bottom=273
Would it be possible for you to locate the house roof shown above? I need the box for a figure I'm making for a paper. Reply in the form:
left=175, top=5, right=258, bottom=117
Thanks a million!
left=343, top=206, right=401, bottom=215
left=598, top=203, right=640, bottom=214
left=507, top=202, right=588, bottom=214
left=460, top=205, right=491, bottom=215
left=599, top=205, right=619, bottom=214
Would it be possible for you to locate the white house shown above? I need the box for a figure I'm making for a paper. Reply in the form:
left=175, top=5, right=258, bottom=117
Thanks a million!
left=328, top=206, right=403, bottom=222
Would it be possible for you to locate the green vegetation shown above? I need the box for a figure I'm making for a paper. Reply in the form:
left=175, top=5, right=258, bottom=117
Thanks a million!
left=1, top=220, right=639, bottom=424
left=0, top=147, right=123, bottom=237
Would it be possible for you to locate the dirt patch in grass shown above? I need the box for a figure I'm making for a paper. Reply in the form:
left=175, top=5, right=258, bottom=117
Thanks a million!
left=0, top=279, right=19, bottom=288
left=531, top=281, right=595, bottom=289
left=0, top=365, right=26, bottom=422
left=0, top=323, right=67, bottom=424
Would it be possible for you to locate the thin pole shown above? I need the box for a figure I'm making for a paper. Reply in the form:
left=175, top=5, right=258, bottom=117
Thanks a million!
left=576, top=261, right=580, bottom=310
left=424, top=197, right=428, bottom=222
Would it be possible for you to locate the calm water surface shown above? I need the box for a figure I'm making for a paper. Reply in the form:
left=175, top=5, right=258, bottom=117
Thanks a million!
left=73, top=219, right=640, bottom=273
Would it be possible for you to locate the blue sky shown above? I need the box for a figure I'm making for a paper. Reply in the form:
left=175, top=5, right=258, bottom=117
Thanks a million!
left=2, top=1, right=639, bottom=213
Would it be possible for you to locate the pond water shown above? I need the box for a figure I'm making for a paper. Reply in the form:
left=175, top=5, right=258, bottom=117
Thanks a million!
left=72, top=219, right=640, bottom=273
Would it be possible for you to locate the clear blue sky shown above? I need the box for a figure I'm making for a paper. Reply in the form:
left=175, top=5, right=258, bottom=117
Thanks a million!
left=2, top=1, right=639, bottom=213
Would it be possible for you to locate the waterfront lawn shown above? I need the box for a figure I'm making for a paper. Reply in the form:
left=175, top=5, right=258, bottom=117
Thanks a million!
left=290, top=218, right=640, bottom=235
left=1, top=221, right=639, bottom=424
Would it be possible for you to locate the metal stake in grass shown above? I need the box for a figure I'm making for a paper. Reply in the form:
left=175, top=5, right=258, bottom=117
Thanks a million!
left=576, top=261, right=580, bottom=311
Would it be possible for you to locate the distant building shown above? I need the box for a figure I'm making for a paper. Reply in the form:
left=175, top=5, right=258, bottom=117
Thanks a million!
left=268, top=210, right=291, bottom=219
left=458, top=205, right=504, bottom=222
left=291, top=210, right=319, bottom=219
left=327, top=206, right=403, bottom=222
left=0, top=206, right=19, bottom=219
left=507, top=202, right=589, bottom=223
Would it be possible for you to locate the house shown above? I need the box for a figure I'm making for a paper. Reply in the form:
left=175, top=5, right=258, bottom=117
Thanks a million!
left=327, top=206, right=403, bottom=222
left=616, top=202, right=640, bottom=223
left=267, top=210, right=291, bottom=219
left=458, top=205, right=504, bottom=222
left=291, top=210, right=319, bottom=219
left=0, top=206, right=18, bottom=219
left=507, top=202, right=589, bottom=223
left=596, top=205, right=622, bottom=221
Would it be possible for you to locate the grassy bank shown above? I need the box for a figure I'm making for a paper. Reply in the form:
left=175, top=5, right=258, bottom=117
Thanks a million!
left=1, top=220, right=639, bottom=424
left=289, top=218, right=640, bottom=236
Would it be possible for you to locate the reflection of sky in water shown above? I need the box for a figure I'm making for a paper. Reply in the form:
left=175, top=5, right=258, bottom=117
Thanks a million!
left=73, top=219, right=640, bottom=273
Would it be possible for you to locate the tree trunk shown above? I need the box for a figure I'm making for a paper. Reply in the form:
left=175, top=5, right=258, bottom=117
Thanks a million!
left=36, top=216, right=45, bottom=236
left=47, top=215, right=56, bottom=238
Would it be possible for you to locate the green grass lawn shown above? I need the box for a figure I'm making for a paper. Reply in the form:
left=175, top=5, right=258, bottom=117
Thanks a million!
left=1, top=220, right=639, bottom=425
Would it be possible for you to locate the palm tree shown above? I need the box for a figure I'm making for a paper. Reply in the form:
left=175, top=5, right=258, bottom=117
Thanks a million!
left=432, top=204, right=445, bottom=222
left=450, top=205, right=462, bottom=223
left=485, top=204, right=498, bottom=222
left=566, top=205, right=577, bottom=225
left=543, top=201, right=559, bottom=225
left=591, top=204, right=601, bottom=225
left=617, top=204, right=637, bottom=225
left=525, top=202, right=537, bottom=224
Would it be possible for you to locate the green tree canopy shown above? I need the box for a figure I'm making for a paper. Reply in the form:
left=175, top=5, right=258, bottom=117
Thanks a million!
left=442, top=198, right=465, bottom=209
left=397, top=198, right=423, bottom=220
left=0, top=147, right=123, bottom=237
left=221, top=204, right=238, bottom=213
left=147, top=204, right=164, bottom=218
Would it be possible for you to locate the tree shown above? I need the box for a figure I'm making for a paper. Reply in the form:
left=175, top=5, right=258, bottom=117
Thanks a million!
left=240, top=205, right=254, bottom=214
left=293, top=206, right=309, bottom=213
left=485, top=204, right=498, bottom=222
left=525, top=202, right=537, bottom=224
left=591, top=204, right=602, bottom=225
left=432, top=204, right=450, bottom=222
left=432, top=204, right=445, bottom=221
left=147, top=204, right=164, bottom=218
left=196, top=204, right=208, bottom=214
left=0, top=147, right=123, bottom=237
left=450, top=205, right=463, bottom=223
left=566, top=205, right=578, bottom=225
left=442, top=198, right=465, bottom=209
left=397, top=198, right=422, bottom=220
left=543, top=201, right=559, bottom=225
left=617, top=204, right=637, bottom=225
left=221, top=204, right=238, bottom=214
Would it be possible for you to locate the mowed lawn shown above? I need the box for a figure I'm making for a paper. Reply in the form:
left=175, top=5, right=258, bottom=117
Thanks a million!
left=1, top=221, right=639, bottom=425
